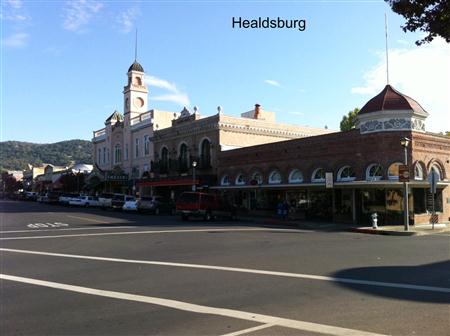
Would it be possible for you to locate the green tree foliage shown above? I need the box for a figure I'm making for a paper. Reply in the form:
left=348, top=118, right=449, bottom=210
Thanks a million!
left=0, top=140, right=92, bottom=171
left=340, top=108, right=360, bottom=131
left=385, top=0, right=450, bottom=45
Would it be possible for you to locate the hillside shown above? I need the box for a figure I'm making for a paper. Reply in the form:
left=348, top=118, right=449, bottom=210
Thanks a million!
left=0, top=140, right=92, bottom=171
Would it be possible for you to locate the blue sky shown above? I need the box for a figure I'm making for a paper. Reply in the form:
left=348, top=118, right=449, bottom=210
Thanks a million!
left=2, top=0, right=449, bottom=143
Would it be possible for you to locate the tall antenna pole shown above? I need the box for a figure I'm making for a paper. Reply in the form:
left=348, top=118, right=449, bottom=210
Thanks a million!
left=385, top=13, right=389, bottom=85
left=135, top=28, right=138, bottom=61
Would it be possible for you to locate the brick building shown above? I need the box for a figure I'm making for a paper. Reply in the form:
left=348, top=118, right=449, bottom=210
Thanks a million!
left=215, top=85, right=450, bottom=226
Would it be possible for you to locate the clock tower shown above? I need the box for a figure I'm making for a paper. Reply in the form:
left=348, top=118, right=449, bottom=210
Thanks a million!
left=123, top=60, right=148, bottom=121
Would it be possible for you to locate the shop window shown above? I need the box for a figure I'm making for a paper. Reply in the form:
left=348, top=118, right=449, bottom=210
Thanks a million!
left=413, top=188, right=427, bottom=214
left=337, top=166, right=356, bottom=182
left=221, top=175, right=230, bottom=186
left=366, top=164, right=383, bottom=181
left=251, top=172, right=263, bottom=185
left=311, top=168, right=325, bottom=182
left=236, top=174, right=246, bottom=185
left=288, top=169, right=303, bottom=183
left=268, top=170, right=282, bottom=184
left=414, top=163, right=424, bottom=180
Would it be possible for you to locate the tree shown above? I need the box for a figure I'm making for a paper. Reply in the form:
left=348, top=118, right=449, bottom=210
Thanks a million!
left=385, top=0, right=450, bottom=45
left=340, top=108, right=360, bottom=131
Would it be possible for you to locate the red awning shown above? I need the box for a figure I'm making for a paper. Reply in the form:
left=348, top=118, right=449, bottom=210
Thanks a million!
left=138, top=179, right=199, bottom=187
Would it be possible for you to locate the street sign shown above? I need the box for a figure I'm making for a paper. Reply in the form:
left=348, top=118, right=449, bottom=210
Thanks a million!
left=428, top=170, right=439, bottom=194
left=398, top=165, right=409, bottom=182
left=325, top=172, right=333, bottom=188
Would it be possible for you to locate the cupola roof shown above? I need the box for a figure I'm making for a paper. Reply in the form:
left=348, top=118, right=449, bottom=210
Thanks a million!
left=359, top=85, right=427, bottom=116
left=128, top=61, right=144, bottom=72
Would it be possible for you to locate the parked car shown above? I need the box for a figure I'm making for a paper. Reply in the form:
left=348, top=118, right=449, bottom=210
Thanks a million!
left=37, top=193, right=48, bottom=203
left=111, top=194, right=126, bottom=210
left=25, top=191, right=38, bottom=201
left=137, top=196, right=175, bottom=214
left=47, top=192, right=62, bottom=204
left=69, top=196, right=100, bottom=207
left=98, top=193, right=114, bottom=209
left=176, top=192, right=236, bottom=221
left=122, top=196, right=138, bottom=211
left=59, top=193, right=79, bottom=205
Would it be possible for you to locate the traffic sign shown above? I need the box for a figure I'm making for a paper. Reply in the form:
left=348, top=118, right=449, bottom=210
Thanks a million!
left=399, top=165, right=409, bottom=182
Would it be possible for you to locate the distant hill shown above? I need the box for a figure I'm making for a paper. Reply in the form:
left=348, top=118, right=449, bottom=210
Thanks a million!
left=0, top=140, right=92, bottom=171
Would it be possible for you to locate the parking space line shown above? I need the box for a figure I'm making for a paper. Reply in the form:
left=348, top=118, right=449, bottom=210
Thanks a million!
left=0, top=228, right=300, bottom=240
left=66, top=215, right=119, bottom=223
left=0, top=274, right=386, bottom=336
left=220, top=323, right=274, bottom=336
left=0, top=226, right=138, bottom=234
left=2, top=248, right=449, bottom=294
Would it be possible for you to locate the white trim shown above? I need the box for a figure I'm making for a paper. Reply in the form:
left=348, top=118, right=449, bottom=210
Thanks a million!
left=220, top=175, right=230, bottom=186
left=235, top=173, right=246, bottom=185
left=366, top=163, right=383, bottom=181
left=288, top=169, right=304, bottom=183
left=387, top=162, right=403, bottom=181
left=268, top=170, right=282, bottom=184
left=336, top=166, right=356, bottom=182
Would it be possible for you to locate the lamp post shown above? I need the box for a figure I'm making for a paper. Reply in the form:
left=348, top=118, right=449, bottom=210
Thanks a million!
left=192, top=161, right=197, bottom=192
left=400, top=137, right=410, bottom=231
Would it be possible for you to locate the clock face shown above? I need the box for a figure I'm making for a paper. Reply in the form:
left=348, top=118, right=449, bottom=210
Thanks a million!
left=134, top=97, right=144, bottom=108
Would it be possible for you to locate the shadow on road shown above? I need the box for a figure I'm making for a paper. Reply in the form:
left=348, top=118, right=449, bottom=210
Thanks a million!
left=332, top=261, right=450, bottom=304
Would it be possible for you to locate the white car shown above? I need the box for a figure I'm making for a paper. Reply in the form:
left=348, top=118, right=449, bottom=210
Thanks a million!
left=59, top=193, right=79, bottom=205
left=69, top=196, right=100, bottom=207
left=122, top=196, right=138, bottom=211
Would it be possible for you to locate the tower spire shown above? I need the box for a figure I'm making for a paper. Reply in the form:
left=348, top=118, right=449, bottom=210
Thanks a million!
left=134, top=28, right=138, bottom=61
left=385, top=13, right=389, bottom=85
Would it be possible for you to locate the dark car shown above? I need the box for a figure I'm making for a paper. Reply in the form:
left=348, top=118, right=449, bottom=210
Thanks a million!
left=175, top=192, right=236, bottom=221
left=111, top=194, right=126, bottom=210
left=137, top=196, right=175, bottom=215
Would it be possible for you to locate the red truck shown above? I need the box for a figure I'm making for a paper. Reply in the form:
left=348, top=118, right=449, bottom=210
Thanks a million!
left=176, top=192, right=236, bottom=221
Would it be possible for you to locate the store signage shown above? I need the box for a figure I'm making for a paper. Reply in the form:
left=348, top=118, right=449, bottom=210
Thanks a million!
left=399, top=165, right=409, bottom=182
left=106, top=173, right=129, bottom=181
left=325, top=172, right=333, bottom=188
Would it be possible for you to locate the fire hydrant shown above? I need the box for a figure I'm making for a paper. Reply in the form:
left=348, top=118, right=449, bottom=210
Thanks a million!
left=371, top=213, right=378, bottom=229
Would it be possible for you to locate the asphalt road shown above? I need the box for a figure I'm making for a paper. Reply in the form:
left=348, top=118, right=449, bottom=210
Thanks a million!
left=1, top=200, right=449, bottom=336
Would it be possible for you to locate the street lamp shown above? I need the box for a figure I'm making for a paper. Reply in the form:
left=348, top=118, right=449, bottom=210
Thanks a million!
left=192, top=161, right=197, bottom=192
left=400, top=137, right=410, bottom=231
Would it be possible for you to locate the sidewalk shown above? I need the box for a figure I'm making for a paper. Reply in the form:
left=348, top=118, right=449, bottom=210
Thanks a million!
left=349, top=223, right=450, bottom=236
left=238, top=214, right=450, bottom=236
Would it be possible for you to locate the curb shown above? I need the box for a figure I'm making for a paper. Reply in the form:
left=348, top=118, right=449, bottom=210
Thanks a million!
left=349, top=227, right=417, bottom=236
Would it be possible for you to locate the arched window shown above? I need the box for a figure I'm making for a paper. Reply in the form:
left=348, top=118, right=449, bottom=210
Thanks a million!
left=235, top=174, right=246, bottom=185
left=114, top=144, right=122, bottom=164
left=366, top=164, right=383, bottom=181
left=221, top=175, right=230, bottom=186
left=178, top=143, right=189, bottom=173
left=200, top=139, right=211, bottom=168
left=414, top=164, right=424, bottom=180
left=430, top=164, right=442, bottom=181
left=288, top=169, right=303, bottom=183
left=251, top=172, right=263, bottom=185
left=337, top=166, right=355, bottom=181
left=311, top=168, right=325, bottom=182
left=387, top=162, right=403, bottom=180
left=134, top=76, right=142, bottom=86
left=160, top=147, right=169, bottom=174
left=268, top=170, right=282, bottom=184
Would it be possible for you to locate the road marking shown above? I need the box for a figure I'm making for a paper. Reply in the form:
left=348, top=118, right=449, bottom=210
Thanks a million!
left=66, top=215, right=114, bottom=224
left=0, top=274, right=386, bottom=336
left=220, top=324, right=274, bottom=336
left=27, top=222, right=69, bottom=229
left=0, top=228, right=300, bottom=240
left=0, top=226, right=138, bottom=234
left=2, top=248, right=449, bottom=294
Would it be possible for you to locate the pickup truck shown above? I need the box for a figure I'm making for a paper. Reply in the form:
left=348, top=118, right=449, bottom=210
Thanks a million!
left=176, top=192, right=236, bottom=221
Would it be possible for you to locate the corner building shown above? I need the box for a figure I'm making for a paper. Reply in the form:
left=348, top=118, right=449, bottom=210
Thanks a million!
left=91, top=60, right=332, bottom=195
left=215, top=85, right=450, bottom=226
